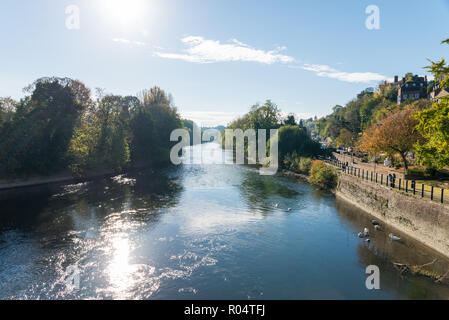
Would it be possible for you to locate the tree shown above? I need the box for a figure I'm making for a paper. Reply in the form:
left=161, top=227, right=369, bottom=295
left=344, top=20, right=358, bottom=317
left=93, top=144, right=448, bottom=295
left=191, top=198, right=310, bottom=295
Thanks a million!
left=414, top=98, right=449, bottom=168
left=67, top=94, right=130, bottom=174
left=335, top=128, right=354, bottom=147
left=225, top=100, right=282, bottom=155
left=182, top=119, right=201, bottom=145
left=140, top=86, right=171, bottom=107
left=359, top=108, right=422, bottom=171
left=247, top=100, right=281, bottom=131
left=276, top=125, right=322, bottom=163
left=137, top=87, right=182, bottom=164
left=0, top=78, right=90, bottom=175
left=283, top=113, right=297, bottom=126
left=0, top=79, right=184, bottom=178
left=426, top=39, right=449, bottom=89
left=414, top=38, right=449, bottom=169
left=130, top=108, right=155, bottom=165
left=0, top=97, right=17, bottom=126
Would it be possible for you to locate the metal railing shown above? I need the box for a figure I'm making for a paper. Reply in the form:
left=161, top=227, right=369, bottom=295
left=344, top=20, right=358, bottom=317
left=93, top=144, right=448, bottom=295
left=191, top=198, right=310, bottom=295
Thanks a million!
left=326, top=158, right=449, bottom=205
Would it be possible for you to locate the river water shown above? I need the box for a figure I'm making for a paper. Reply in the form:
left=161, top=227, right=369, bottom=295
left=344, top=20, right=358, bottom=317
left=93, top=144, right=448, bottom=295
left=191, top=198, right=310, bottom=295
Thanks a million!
left=0, top=143, right=449, bottom=300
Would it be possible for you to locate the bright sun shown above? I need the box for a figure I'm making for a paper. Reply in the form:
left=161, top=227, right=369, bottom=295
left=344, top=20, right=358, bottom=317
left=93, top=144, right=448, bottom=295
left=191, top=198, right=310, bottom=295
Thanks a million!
left=99, top=0, right=146, bottom=27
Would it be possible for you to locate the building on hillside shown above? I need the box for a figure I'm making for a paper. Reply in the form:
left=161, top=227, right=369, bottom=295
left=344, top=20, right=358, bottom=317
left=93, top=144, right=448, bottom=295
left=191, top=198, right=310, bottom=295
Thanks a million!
left=394, top=74, right=428, bottom=104
left=429, top=75, right=449, bottom=102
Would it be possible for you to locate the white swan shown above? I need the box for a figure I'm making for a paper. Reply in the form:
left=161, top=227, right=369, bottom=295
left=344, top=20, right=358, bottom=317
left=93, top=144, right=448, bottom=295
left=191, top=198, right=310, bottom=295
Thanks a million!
left=358, top=232, right=364, bottom=238
left=363, top=228, right=370, bottom=237
left=374, top=225, right=381, bottom=231
left=274, top=203, right=279, bottom=208
left=287, top=208, right=292, bottom=212
left=389, top=233, right=401, bottom=241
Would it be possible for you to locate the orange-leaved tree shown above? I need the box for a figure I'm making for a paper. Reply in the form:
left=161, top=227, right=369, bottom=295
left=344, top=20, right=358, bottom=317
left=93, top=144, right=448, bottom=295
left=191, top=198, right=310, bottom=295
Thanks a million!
left=358, top=108, right=423, bottom=171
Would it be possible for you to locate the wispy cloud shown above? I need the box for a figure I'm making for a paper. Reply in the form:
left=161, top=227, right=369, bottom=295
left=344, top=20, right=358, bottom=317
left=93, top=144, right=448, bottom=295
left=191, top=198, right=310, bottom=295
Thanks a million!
left=154, top=36, right=295, bottom=64
left=301, top=63, right=391, bottom=83
left=153, top=35, right=389, bottom=84
left=112, top=38, right=147, bottom=47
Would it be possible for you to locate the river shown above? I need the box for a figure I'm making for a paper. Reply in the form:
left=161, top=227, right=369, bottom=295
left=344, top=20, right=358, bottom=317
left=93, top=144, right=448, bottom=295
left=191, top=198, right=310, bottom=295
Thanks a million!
left=1, top=143, right=448, bottom=299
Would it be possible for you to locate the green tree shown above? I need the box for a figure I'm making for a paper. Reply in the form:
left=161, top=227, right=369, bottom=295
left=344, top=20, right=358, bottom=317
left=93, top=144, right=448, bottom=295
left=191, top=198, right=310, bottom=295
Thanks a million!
left=0, top=78, right=90, bottom=176
left=314, top=85, right=405, bottom=146
left=67, top=94, right=130, bottom=174
left=414, top=38, right=449, bottom=169
left=414, top=99, right=449, bottom=168
left=130, top=108, right=155, bottom=165
left=137, top=87, right=183, bottom=164
left=0, top=97, right=17, bottom=127
left=283, top=113, right=297, bottom=126
left=276, top=125, right=322, bottom=163
left=247, top=100, right=281, bottom=131
left=182, top=119, right=201, bottom=145
left=225, top=100, right=282, bottom=156
left=335, top=128, right=354, bottom=147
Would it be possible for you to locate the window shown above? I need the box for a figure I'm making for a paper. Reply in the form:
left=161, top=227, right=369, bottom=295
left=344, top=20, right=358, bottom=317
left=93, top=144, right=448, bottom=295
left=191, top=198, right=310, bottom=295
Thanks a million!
left=403, top=94, right=407, bottom=99
left=415, top=93, right=419, bottom=98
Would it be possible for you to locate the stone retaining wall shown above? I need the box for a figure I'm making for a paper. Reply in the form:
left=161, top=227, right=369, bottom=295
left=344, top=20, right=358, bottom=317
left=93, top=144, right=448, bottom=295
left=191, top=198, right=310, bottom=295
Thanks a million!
left=337, top=173, right=449, bottom=258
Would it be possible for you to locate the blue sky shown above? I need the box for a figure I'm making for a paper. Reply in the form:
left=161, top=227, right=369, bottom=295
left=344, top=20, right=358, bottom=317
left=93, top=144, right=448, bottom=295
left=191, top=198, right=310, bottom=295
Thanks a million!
left=1, top=0, right=449, bottom=126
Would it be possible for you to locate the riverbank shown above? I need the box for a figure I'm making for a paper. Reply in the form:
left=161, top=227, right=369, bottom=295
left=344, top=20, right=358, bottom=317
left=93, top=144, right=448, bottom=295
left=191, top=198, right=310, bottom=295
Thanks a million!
left=0, top=165, right=157, bottom=191
left=0, top=173, right=77, bottom=191
left=281, top=170, right=310, bottom=182
left=336, top=172, right=449, bottom=259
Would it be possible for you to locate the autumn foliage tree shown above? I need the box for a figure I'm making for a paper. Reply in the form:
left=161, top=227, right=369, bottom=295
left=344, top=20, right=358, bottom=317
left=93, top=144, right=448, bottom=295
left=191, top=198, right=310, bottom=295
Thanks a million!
left=359, top=108, right=423, bottom=171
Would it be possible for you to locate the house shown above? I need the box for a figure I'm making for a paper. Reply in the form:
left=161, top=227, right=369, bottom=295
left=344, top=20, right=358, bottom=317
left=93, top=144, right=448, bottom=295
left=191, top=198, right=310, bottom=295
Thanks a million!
left=394, top=74, right=428, bottom=104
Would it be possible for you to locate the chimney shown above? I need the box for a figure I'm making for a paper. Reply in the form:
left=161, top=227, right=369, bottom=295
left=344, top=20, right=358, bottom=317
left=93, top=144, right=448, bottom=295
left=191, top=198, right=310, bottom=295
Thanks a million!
left=424, top=75, right=427, bottom=82
left=394, top=75, right=398, bottom=83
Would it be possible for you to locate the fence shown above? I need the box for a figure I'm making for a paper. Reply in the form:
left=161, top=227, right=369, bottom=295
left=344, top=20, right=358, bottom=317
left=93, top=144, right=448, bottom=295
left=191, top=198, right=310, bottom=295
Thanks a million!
left=326, top=158, right=449, bottom=205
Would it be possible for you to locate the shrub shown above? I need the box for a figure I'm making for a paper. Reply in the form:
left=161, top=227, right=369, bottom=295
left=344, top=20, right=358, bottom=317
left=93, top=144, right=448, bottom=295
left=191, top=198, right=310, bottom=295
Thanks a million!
left=283, top=152, right=296, bottom=171
left=299, top=157, right=313, bottom=173
left=309, top=160, right=338, bottom=189
left=282, top=152, right=313, bottom=174
left=406, top=167, right=425, bottom=177
left=425, top=167, right=437, bottom=177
